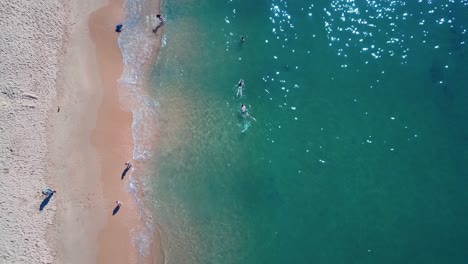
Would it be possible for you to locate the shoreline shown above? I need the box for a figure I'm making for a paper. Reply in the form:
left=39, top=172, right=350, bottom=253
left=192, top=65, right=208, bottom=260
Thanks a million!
left=89, top=0, right=143, bottom=262
left=89, top=0, right=166, bottom=262
left=49, top=0, right=166, bottom=263
left=115, top=0, right=166, bottom=262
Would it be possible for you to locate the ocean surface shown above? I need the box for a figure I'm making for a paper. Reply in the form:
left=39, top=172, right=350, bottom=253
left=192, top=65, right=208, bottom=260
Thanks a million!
left=121, top=0, right=468, bottom=263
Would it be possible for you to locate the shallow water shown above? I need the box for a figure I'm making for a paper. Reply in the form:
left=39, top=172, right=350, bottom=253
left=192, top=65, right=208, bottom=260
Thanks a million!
left=124, top=0, right=468, bottom=263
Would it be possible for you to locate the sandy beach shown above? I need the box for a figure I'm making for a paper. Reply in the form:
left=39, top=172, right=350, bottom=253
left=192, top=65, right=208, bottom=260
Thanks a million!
left=0, top=0, right=69, bottom=262
left=1, top=0, right=163, bottom=263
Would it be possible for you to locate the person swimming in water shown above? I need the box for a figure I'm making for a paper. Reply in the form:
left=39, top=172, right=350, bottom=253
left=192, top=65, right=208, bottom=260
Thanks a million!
left=237, top=79, right=244, bottom=97
left=241, top=104, right=247, bottom=113
left=240, top=104, right=256, bottom=121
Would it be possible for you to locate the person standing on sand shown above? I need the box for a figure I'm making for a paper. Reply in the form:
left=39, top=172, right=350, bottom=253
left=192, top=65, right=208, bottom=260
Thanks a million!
left=116, top=201, right=122, bottom=208
left=156, top=14, right=164, bottom=24
left=153, top=14, right=165, bottom=34
left=125, top=161, right=132, bottom=169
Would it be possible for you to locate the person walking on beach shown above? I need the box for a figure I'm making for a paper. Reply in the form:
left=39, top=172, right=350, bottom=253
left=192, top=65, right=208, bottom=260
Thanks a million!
left=125, top=161, right=132, bottom=169
left=113, top=200, right=122, bottom=215
left=156, top=14, right=164, bottom=24
left=237, top=79, right=244, bottom=97
left=153, top=14, right=165, bottom=34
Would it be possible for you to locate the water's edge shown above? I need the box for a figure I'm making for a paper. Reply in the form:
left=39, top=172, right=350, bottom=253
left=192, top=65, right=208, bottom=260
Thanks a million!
left=117, top=0, right=164, bottom=261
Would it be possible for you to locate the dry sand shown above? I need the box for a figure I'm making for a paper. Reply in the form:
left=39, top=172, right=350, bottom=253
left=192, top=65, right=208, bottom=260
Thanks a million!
left=0, top=0, right=70, bottom=263
left=47, top=0, right=109, bottom=262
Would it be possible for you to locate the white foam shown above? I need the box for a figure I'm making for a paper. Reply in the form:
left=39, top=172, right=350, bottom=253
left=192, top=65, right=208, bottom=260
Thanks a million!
left=116, top=0, right=161, bottom=258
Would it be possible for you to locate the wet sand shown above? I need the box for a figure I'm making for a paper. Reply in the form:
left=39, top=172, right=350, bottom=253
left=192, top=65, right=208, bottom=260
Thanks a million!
left=89, top=0, right=144, bottom=263
left=89, top=0, right=166, bottom=262
left=0, top=0, right=69, bottom=262
left=48, top=0, right=155, bottom=262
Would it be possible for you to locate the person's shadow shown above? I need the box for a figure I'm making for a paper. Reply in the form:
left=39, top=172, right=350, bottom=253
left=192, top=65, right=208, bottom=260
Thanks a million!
left=39, top=193, right=54, bottom=211
left=121, top=166, right=131, bottom=180
left=152, top=23, right=163, bottom=35
left=112, top=205, right=121, bottom=216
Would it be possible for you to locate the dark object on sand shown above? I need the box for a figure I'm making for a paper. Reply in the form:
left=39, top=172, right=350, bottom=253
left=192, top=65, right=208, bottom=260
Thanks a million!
left=113, top=201, right=122, bottom=215
left=116, top=24, right=123, bottom=33
left=156, top=14, right=164, bottom=23
left=40, top=188, right=56, bottom=211
left=42, top=187, right=56, bottom=196
left=122, top=162, right=132, bottom=180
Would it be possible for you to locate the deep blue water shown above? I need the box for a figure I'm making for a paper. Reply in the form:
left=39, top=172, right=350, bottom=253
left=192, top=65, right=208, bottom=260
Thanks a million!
left=136, top=0, right=468, bottom=263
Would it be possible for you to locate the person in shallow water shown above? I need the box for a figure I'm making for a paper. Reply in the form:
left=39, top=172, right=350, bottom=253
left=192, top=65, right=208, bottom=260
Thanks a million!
left=240, top=104, right=247, bottom=113
left=241, top=36, right=245, bottom=43
left=115, top=24, right=123, bottom=33
left=156, top=14, right=164, bottom=24
left=240, top=104, right=257, bottom=122
left=237, top=79, right=244, bottom=97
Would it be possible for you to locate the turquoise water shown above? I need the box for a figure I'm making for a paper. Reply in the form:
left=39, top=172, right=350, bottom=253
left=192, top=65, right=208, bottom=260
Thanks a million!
left=141, top=0, right=468, bottom=263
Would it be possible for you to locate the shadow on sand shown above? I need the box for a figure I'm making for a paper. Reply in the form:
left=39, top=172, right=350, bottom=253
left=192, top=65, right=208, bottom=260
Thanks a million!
left=121, top=167, right=130, bottom=180
left=152, top=23, right=163, bottom=35
left=39, top=193, right=54, bottom=211
left=112, top=205, right=121, bottom=216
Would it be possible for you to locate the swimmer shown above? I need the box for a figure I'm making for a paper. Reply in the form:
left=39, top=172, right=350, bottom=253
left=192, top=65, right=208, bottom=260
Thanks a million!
left=240, top=104, right=247, bottom=113
left=240, top=104, right=257, bottom=121
left=241, top=36, right=245, bottom=43
left=237, top=79, right=244, bottom=97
